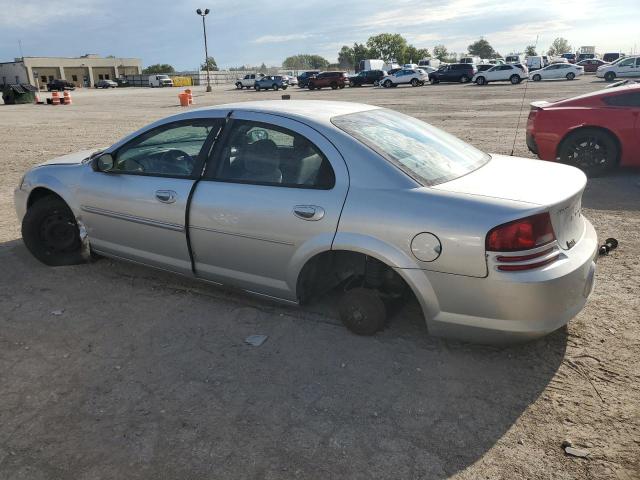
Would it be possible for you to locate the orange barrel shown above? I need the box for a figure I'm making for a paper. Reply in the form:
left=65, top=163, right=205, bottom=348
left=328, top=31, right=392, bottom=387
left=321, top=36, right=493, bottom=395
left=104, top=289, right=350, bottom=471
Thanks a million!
left=63, top=91, right=72, bottom=105
left=178, top=93, right=189, bottom=107
left=51, top=91, right=60, bottom=105
left=185, top=88, right=193, bottom=105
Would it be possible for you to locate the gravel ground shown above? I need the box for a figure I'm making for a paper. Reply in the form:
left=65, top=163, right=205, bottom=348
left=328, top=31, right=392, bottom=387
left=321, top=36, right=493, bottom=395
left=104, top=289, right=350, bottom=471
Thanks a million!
left=1, top=78, right=638, bottom=480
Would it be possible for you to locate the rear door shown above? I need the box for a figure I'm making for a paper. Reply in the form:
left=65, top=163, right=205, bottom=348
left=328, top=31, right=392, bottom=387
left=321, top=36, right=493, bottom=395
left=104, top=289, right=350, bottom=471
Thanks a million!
left=188, top=112, right=349, bottom=301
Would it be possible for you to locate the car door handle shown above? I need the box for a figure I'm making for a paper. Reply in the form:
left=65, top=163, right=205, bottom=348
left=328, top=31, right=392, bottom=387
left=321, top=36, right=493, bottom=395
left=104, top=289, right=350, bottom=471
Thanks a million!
left=155, top=190, right=177, bottom=204
left=293, top=205, right=325, bottom=221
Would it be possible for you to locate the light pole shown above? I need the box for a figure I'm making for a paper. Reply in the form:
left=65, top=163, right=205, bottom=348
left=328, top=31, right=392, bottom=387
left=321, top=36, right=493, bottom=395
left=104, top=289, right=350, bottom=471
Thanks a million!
left=196, top=8, right=212, bottom=92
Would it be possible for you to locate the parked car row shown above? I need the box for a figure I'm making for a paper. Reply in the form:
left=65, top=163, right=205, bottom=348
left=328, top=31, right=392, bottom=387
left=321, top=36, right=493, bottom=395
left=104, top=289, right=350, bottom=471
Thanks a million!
left=234, top=55, right=640, bottom=96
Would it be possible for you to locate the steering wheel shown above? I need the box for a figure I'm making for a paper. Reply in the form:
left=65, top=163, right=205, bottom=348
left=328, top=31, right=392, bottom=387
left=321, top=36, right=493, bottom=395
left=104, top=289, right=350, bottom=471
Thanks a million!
left=160, top=149, right=194, bottom=175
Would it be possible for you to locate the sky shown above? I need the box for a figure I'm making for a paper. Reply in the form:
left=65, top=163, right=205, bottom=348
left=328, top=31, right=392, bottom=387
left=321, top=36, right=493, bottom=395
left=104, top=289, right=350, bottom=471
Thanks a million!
left=1, top=0, right=638, bottom=70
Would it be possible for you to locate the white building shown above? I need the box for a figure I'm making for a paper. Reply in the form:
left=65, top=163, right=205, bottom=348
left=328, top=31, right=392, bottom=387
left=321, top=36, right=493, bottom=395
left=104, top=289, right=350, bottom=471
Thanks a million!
left=0, top=54, right=142, bottom=89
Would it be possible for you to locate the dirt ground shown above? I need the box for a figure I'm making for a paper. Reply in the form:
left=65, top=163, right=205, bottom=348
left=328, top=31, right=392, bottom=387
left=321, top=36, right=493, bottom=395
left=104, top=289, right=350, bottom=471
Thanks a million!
left=1, top=78, right=638, bottom=480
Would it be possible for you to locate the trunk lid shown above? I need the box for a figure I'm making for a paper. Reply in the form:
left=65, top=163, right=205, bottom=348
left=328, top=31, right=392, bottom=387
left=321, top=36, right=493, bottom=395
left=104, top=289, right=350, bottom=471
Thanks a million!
left=434, top=155, right=587, bottom=250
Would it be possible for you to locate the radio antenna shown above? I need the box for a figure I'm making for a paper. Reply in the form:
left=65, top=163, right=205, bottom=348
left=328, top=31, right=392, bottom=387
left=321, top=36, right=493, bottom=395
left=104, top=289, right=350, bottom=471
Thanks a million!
left=510, top=34, right=539, bottom=156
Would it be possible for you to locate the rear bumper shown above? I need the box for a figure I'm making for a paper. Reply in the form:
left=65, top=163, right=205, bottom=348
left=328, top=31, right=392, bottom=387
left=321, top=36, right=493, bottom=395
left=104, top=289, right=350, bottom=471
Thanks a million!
left=401, top=219, right=598, bottom=344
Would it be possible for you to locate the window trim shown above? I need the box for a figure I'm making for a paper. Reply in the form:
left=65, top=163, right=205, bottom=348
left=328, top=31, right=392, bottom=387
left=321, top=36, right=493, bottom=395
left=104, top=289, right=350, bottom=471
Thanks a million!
left=104, top=118, right=223, bottom=180
left=202, top=118, right=336, bottom=190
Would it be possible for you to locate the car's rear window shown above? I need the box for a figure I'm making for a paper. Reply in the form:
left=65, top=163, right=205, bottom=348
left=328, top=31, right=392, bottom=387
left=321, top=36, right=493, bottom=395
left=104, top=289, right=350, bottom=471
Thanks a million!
left=332, top=109, right=490, bottom=186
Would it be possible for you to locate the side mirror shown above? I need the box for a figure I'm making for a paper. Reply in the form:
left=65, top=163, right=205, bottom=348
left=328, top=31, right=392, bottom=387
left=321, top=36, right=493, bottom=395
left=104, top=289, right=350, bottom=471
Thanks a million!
left=93, top=153, right=115, bottom=172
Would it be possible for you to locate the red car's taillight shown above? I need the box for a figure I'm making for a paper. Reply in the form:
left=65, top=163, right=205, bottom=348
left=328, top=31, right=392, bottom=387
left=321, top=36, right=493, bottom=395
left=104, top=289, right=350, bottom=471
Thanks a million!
left=487, top=212, right=556, bottom=251
left=486, top=213, right=559, bottom=271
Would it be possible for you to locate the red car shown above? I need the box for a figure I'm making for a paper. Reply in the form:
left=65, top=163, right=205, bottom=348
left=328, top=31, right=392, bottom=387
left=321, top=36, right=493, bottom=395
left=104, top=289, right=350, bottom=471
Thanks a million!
left=526, top=84, right=640, bottom=176
left=576, top=59, right=608, bottom=73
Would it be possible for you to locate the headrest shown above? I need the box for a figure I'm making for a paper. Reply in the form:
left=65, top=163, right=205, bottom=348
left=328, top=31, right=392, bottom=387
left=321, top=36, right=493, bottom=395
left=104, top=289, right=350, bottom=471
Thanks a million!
left=244, top=139, right=279, bottom=175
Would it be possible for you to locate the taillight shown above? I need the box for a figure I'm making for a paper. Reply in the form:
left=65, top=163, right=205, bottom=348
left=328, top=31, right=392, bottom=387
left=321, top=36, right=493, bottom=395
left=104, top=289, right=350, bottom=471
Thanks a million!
left=486, top=213, right=555, bottom=252
left=486, top=213, right=559, bottom=271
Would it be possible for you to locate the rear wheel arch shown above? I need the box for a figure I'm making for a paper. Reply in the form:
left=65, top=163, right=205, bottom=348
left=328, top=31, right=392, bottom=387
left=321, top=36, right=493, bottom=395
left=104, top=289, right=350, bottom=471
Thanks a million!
left=556, top=125, right=622, bottom=162
left=294, top=248, right=437, bottom=323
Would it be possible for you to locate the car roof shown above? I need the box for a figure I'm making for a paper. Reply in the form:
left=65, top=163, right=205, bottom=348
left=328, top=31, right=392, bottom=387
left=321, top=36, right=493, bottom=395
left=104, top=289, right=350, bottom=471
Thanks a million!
left=551, top=83, right=640, bottom=106
left=191, top=100, right=379, bottom=124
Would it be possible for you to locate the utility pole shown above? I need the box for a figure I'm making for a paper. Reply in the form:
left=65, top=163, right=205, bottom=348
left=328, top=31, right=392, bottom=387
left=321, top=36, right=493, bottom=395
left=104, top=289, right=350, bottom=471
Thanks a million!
left=196, top=8, right=212, bottom=92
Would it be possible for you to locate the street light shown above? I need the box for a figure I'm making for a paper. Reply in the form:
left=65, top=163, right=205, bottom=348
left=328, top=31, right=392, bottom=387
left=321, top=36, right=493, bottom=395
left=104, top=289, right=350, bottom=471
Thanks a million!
left=196, top=8, right=212, bottom=92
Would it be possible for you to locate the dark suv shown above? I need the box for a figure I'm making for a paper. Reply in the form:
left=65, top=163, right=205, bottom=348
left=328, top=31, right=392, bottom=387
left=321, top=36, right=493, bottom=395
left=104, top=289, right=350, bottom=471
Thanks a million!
left=307, top=71, right=348, bottom=90
left=297, top=70, right=320, bottom=88
left=349, top=69, right=387, bottom=87
left=429, top=64, right=477, bottom=84
left=46, top=79, right=76, bottom=91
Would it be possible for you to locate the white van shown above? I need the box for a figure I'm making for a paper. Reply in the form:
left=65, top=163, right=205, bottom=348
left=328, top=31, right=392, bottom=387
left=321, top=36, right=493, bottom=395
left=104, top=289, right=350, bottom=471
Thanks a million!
left=149, top=75, right=173, bottom=87
left=418, top=58, right=440, bottom=69
left=358, top=59, right=385, bottom=72
left=460, top=56, right=481, bottom=64
left=526, top=56, right=543, bottom=71
left=505, top=54, right=525, bottom=64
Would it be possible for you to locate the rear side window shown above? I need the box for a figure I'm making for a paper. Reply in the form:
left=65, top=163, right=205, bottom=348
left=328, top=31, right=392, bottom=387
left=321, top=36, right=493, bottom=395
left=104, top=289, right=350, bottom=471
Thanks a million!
left=603, top=93, right=640, bottom=107
left=332, top=109, right=489, bottom=186
left=212, top=120, right=335, bottom=189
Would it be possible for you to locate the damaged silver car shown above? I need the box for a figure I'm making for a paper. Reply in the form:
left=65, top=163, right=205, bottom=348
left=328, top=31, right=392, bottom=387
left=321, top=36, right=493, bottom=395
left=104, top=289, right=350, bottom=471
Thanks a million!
left=15, top=100, right=598, bottom=342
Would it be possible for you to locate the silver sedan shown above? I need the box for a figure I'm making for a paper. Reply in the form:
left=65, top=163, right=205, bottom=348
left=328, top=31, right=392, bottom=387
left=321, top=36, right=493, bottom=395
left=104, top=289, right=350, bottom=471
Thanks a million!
left=14, top=100, right=598, bottom=343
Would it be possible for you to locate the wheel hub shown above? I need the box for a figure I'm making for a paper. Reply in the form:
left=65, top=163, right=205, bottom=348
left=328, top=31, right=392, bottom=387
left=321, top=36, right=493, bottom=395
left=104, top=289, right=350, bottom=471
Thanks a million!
left=40, top=214, right=77, bottom=252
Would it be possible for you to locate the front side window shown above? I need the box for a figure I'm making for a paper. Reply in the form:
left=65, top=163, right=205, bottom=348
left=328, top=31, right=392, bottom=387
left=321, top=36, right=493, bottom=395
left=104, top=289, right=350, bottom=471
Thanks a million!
left=213, top=121, right=335, bottom=189
left=114, top=120, right=221, bottom=177
left=618, top=58, right=635, bottom=67
left=332, top=108, right=489, bottom=186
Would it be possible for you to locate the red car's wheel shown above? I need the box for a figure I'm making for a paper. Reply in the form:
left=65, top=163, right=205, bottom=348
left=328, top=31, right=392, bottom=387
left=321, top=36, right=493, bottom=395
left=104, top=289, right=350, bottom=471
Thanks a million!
left=558, top=128, right=619, bottom=177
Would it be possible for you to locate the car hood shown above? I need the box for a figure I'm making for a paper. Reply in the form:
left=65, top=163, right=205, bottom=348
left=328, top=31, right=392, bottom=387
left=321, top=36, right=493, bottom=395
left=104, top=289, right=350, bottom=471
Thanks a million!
left=433, top=154, right=586, bottom=206
left=38, top=149, right=100, bottom=167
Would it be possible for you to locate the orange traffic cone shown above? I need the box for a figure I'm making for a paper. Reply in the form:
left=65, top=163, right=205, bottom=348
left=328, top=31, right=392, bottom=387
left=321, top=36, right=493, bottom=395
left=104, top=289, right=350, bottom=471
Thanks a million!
left=63, top=91, right=72, bottom=105
left=185, top=88, right=193, bottom=105
left=51, top=91, right=60, bottom=105
left=34, top=93, right=40, bottom=104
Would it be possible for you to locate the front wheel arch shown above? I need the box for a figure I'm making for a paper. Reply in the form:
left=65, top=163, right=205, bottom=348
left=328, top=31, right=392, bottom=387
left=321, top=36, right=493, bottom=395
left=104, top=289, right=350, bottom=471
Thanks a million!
left=27, top=187, right=64, bottom=209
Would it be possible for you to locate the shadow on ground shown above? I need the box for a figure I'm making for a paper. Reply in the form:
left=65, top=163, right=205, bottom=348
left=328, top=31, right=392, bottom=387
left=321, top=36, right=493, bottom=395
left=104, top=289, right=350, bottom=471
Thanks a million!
left=582, top=168, right=640, bottom=212
left=0, top=239, right=566, bottom=479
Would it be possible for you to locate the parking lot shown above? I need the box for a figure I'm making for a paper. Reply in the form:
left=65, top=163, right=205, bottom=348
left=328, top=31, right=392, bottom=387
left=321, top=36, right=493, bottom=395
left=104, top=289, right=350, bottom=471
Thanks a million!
left=1, top=79, right=639, bottom=479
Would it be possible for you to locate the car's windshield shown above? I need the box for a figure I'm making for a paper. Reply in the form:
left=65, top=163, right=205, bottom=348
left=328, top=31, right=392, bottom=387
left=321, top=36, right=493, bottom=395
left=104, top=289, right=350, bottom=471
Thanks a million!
left=331, top=109, right=490, bottom=186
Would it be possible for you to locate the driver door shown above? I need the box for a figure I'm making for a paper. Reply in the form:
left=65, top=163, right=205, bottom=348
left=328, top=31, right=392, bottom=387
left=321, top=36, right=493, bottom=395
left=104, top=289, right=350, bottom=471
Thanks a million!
left=77, top=118, right=223, bottom=274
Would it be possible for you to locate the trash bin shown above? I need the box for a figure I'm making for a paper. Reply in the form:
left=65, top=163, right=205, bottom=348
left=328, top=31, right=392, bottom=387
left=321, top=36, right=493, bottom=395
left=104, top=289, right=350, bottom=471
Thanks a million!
left=2, top=84, right=38, bottom=104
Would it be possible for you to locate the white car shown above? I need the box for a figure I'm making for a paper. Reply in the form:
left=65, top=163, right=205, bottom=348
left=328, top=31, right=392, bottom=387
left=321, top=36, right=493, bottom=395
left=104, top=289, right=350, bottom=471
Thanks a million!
left=472, top=64, right=528, bottom=85
left=235, top=73, right=265, bottom=89
left=530, top=63, right=584, bottom=82
left=380, top=68, right=428, bottom=88
left=596, top=56, right=640, bottom=82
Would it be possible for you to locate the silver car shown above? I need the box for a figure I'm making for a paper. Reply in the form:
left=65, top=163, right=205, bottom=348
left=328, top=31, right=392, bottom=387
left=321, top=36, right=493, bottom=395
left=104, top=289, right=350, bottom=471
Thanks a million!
left=14, top=101, right=598, bottom=343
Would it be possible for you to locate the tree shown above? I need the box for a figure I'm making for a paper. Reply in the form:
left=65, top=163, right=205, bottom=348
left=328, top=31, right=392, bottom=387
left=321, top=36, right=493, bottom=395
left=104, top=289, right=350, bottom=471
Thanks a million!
left=259, top=62, right=268, bottom=73
left=433, top=44, right=448, bottom=61
left=467, top=38, right=497, bottom=59
left=338, top=45, right=355, bottom=69
left=366, top=33, right=408, bottom=62
left=547, top=37, right=572, bottom=57
left=524, top=45, right=537, bottom=56
left=282, top=54, right=330, bottom=70
left=200, top=56, right=218, bottom=71
left=142, top=64, right=175, bottom=74
left=405, top=46, right=430, bottom=64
